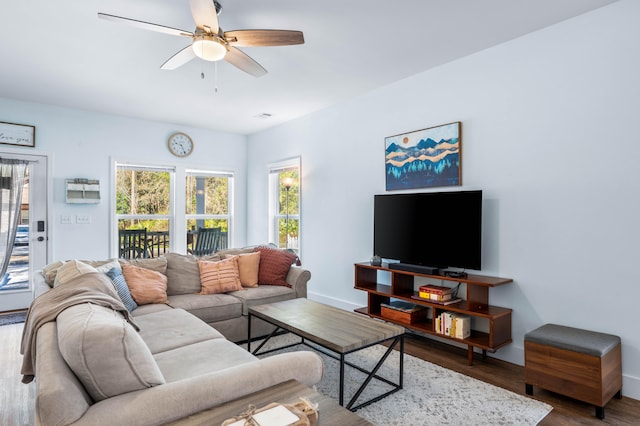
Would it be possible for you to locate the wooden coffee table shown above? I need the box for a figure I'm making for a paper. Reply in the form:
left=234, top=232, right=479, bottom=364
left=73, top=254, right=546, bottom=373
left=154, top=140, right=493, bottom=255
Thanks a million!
left=248, top=298, right=405, bottom=411
left=165, top=379, right=372, bottom=425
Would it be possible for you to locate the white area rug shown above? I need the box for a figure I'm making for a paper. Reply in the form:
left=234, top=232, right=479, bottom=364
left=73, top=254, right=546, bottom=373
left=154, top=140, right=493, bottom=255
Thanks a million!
left=248, top=334, right=553, bottom=425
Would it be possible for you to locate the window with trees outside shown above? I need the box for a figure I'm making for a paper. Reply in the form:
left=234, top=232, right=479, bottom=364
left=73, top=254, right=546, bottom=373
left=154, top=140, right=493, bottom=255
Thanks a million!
left=186, top=170, right=233, bottom=252
left=269, top=158, right=300, bottom=254
left=115, top=164, right=173, bottom=258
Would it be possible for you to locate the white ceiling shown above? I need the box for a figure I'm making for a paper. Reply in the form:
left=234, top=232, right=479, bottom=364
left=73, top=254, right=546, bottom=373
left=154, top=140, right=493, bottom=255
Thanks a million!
left=0, top=0, right=618, bottom=135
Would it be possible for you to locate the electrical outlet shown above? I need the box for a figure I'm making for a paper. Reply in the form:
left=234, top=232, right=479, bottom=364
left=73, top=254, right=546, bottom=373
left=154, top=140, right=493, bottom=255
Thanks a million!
left=60, top=215, right=73, bottom=224
left=76, top=215, right=91, bottom=225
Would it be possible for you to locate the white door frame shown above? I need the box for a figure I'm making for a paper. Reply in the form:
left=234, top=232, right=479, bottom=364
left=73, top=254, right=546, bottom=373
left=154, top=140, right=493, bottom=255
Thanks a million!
left=0, top=152, right=49, bottom=311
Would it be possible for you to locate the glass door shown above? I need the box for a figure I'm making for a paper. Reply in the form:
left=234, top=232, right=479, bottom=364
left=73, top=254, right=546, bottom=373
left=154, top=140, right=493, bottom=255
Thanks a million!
left=0, top=153, right=48, bottom=312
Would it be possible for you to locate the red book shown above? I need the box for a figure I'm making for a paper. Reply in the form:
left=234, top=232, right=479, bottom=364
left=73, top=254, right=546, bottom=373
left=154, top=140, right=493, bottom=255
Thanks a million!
left=418, top=284, right=453, bottom=295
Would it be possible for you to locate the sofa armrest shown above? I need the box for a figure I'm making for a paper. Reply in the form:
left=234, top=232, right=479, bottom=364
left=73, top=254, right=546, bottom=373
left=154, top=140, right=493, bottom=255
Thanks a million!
left=72, top=351, right=323, bottom=426
left=286, top=266, right=311, bottom=298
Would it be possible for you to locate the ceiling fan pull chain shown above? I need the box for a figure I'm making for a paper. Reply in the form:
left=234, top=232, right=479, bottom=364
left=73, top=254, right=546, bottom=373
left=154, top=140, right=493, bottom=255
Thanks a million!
left=214, top=61, right=219, bottom=93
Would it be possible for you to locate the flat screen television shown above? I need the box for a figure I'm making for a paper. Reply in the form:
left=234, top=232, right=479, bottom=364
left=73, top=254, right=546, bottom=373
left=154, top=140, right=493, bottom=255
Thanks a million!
left=374, top=190, right=482, bottom=271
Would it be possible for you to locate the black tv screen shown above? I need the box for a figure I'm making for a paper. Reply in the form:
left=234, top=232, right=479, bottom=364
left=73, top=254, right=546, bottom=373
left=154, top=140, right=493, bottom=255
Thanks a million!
left=374, top=190, right=482, bottom=270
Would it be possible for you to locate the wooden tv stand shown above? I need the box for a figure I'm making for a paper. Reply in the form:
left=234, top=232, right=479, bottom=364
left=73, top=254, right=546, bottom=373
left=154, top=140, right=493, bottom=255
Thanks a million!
left=354, top=262, right=513, bottom=365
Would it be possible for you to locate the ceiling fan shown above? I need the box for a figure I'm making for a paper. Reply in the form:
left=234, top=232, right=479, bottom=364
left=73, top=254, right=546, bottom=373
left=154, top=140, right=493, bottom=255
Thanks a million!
left=98, top=0, right=304, bottom=77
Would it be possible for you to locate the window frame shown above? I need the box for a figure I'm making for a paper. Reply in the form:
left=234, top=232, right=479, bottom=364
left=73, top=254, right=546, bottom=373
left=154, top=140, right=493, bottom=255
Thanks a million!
left=112, top=162, right=176, bottom=257
left=268, top=157, right=301, bottom=254
left=185, top=169, right=234, bottom=250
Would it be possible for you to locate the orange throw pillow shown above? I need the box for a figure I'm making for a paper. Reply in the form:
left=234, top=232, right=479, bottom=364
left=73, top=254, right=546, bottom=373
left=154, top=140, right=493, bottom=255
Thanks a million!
left=122, top=264, right=168, bottom=305
left=225, top=252, right=260, bottom=288
left=198, top=257, right=243, bottom=295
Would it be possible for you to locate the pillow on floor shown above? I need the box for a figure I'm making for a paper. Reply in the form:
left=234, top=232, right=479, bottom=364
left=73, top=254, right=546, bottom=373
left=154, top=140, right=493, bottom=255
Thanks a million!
left=122, top=264, right=168, bottom=305
left=254, top=247, right=298, bottom=287
left=57, top=303, right=165, bottom=402
left=224, top=251, right=260, bottom=288
left=198, top=257, right=243, bottom=294
left=105, top=267, right=138, bottom=312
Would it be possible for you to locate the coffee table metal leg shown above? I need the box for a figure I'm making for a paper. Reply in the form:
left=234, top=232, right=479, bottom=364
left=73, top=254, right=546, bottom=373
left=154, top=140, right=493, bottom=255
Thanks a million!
left=247, top=313, right=252, bottom=352
left=346, top=335, right=403, bottom=410
left=400, top=334, right=404, bottom=389
left=339, top=353, right=345, bottom=406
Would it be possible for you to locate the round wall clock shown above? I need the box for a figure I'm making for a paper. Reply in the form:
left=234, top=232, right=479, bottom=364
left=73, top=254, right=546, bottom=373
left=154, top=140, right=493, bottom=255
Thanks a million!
left=167, top=132, right=194, bottom=157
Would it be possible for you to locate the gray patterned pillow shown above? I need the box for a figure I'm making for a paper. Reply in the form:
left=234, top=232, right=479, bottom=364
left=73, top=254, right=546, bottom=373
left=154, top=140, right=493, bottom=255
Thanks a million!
left=105, top=267, right=137, bottom=312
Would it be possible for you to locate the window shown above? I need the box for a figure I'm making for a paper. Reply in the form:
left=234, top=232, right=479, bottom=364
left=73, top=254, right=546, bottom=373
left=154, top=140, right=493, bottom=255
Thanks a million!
left=186, top=170, right=233, bottom=251
left=269, top=158, right=300, bottom=253
left=115, top=164, right=174, bottom=257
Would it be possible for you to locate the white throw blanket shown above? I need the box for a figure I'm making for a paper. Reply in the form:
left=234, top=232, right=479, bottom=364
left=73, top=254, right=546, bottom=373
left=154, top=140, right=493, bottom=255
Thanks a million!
left=20, top=271, right=137, bottom=383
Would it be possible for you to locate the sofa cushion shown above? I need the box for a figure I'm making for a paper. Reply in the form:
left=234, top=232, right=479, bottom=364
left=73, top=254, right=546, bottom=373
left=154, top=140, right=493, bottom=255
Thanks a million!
left=215, top=246, right=256, bottom=257
left=34, top=322, right=91, bottom=426
left=119, top=257, right=168, bottom=275
left=229, top=286, right=297, bottom=315
left=153, top=338, right=258, bottom=382
left=122, top=264, right=168, bottom=305
left=56, top=303, right=165, bottom=402
left=225, top=252, right=260, bottom=288
left=130, top=303, right=173, bottom=317
left=105, top=267, right=138, bottom=312
left=53, top=260, right=97, bottom=287
left=198, top=257, right=243, bottom=295
left=165, top=252, right=201, bottom=295
left=254, top=247, right=298, bottom=287
left=134, top=308, right=225, bottom=354
left=167, top=293, right=242, bottom=323
left=81, top=258, right=122, bottom=273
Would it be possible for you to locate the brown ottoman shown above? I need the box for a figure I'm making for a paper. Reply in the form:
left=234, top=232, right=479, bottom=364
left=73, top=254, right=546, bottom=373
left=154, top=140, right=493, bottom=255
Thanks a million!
left=524, top=323, right=622, bottom=419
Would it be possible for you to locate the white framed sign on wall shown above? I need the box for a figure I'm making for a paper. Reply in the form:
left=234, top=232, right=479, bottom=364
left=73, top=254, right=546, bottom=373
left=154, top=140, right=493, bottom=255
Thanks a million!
left=0, top=121, right=36, bottom=148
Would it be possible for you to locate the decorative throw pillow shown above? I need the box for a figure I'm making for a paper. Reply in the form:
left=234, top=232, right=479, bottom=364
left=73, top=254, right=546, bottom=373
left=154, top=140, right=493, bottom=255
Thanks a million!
left=225, top=252, right=260, bottom=288
left=105, top=267, right=138, bottom=312
left=198, top=257, right=243, bottom=295
left=42, top=260, right=65, bottom=286
left=164, top=253, right=201, bottom=295
left=118, top=257, right=168, bottom=275
left=81, top=258, right=122, bottom=273
left=121, top=264, right=168, bottom=305
left=53, top=260, right=98, bottom=287
left=254, top=247, right=298, bottom=287
left=57, top=303, right=165, bottom=402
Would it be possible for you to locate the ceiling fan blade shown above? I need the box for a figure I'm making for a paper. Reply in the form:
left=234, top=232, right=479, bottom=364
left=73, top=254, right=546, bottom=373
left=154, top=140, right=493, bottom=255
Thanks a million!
left=224, top=47, right=267, bottom=78
left=189, top=0, right=219, bottom=33
left=98, top=13, right=193, bottom=38
left=161, top=45, right=197, bottom=70
left=224, top=30, right=304, bottom=47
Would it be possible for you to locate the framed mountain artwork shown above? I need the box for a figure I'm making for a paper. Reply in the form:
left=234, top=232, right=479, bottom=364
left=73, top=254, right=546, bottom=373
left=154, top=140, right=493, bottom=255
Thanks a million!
left=385, top=121, right=461, bottom=191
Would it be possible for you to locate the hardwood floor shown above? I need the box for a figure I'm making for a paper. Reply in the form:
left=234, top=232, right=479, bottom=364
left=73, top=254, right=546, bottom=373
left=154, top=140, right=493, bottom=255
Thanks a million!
left=2, top=323, right=638, bottom=425
left=1, top=323, right=35, bottom=426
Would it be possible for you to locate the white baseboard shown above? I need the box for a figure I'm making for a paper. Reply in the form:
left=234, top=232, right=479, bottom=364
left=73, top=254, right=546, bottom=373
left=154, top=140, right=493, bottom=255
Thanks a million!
left=306, top=291, right=640, bottom=400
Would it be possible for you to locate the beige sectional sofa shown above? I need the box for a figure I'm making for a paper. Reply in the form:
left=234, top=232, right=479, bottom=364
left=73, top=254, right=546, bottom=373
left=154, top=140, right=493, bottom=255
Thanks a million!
left=25, top=247, right=322, bottom=426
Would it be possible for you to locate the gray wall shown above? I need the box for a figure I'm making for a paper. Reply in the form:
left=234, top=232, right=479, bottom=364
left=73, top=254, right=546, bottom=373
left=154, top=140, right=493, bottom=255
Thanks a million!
left=246, top=0, right=640, bottom=398
left=0, top=98, right=249, bottom=261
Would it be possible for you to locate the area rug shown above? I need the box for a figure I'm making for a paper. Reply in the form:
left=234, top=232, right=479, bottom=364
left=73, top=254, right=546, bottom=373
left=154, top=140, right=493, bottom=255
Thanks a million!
left=247, top=335, right=553, bottom=425
left=0, top=310, right=27, bottom=326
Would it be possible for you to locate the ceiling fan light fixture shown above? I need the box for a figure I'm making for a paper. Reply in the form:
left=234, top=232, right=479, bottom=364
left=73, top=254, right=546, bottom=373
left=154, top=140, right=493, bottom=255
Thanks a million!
left=192, top=38, right=226, bottom=61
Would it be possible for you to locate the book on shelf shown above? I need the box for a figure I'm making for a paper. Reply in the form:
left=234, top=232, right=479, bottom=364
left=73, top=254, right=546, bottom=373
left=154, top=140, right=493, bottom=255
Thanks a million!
left=411, top=294, right=462, bottom=306
left=435, top=312, right=470, bottom=339
left=418, top=284, right=453, bottom=295
left=380, top=300, right=424, bottom=313
left=418, top=291, right=453, bottom=301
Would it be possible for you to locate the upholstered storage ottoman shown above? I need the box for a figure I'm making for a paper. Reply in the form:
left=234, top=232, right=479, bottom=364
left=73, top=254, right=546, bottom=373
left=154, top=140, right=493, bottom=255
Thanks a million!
left=524, top=323, right=622, bottom=419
